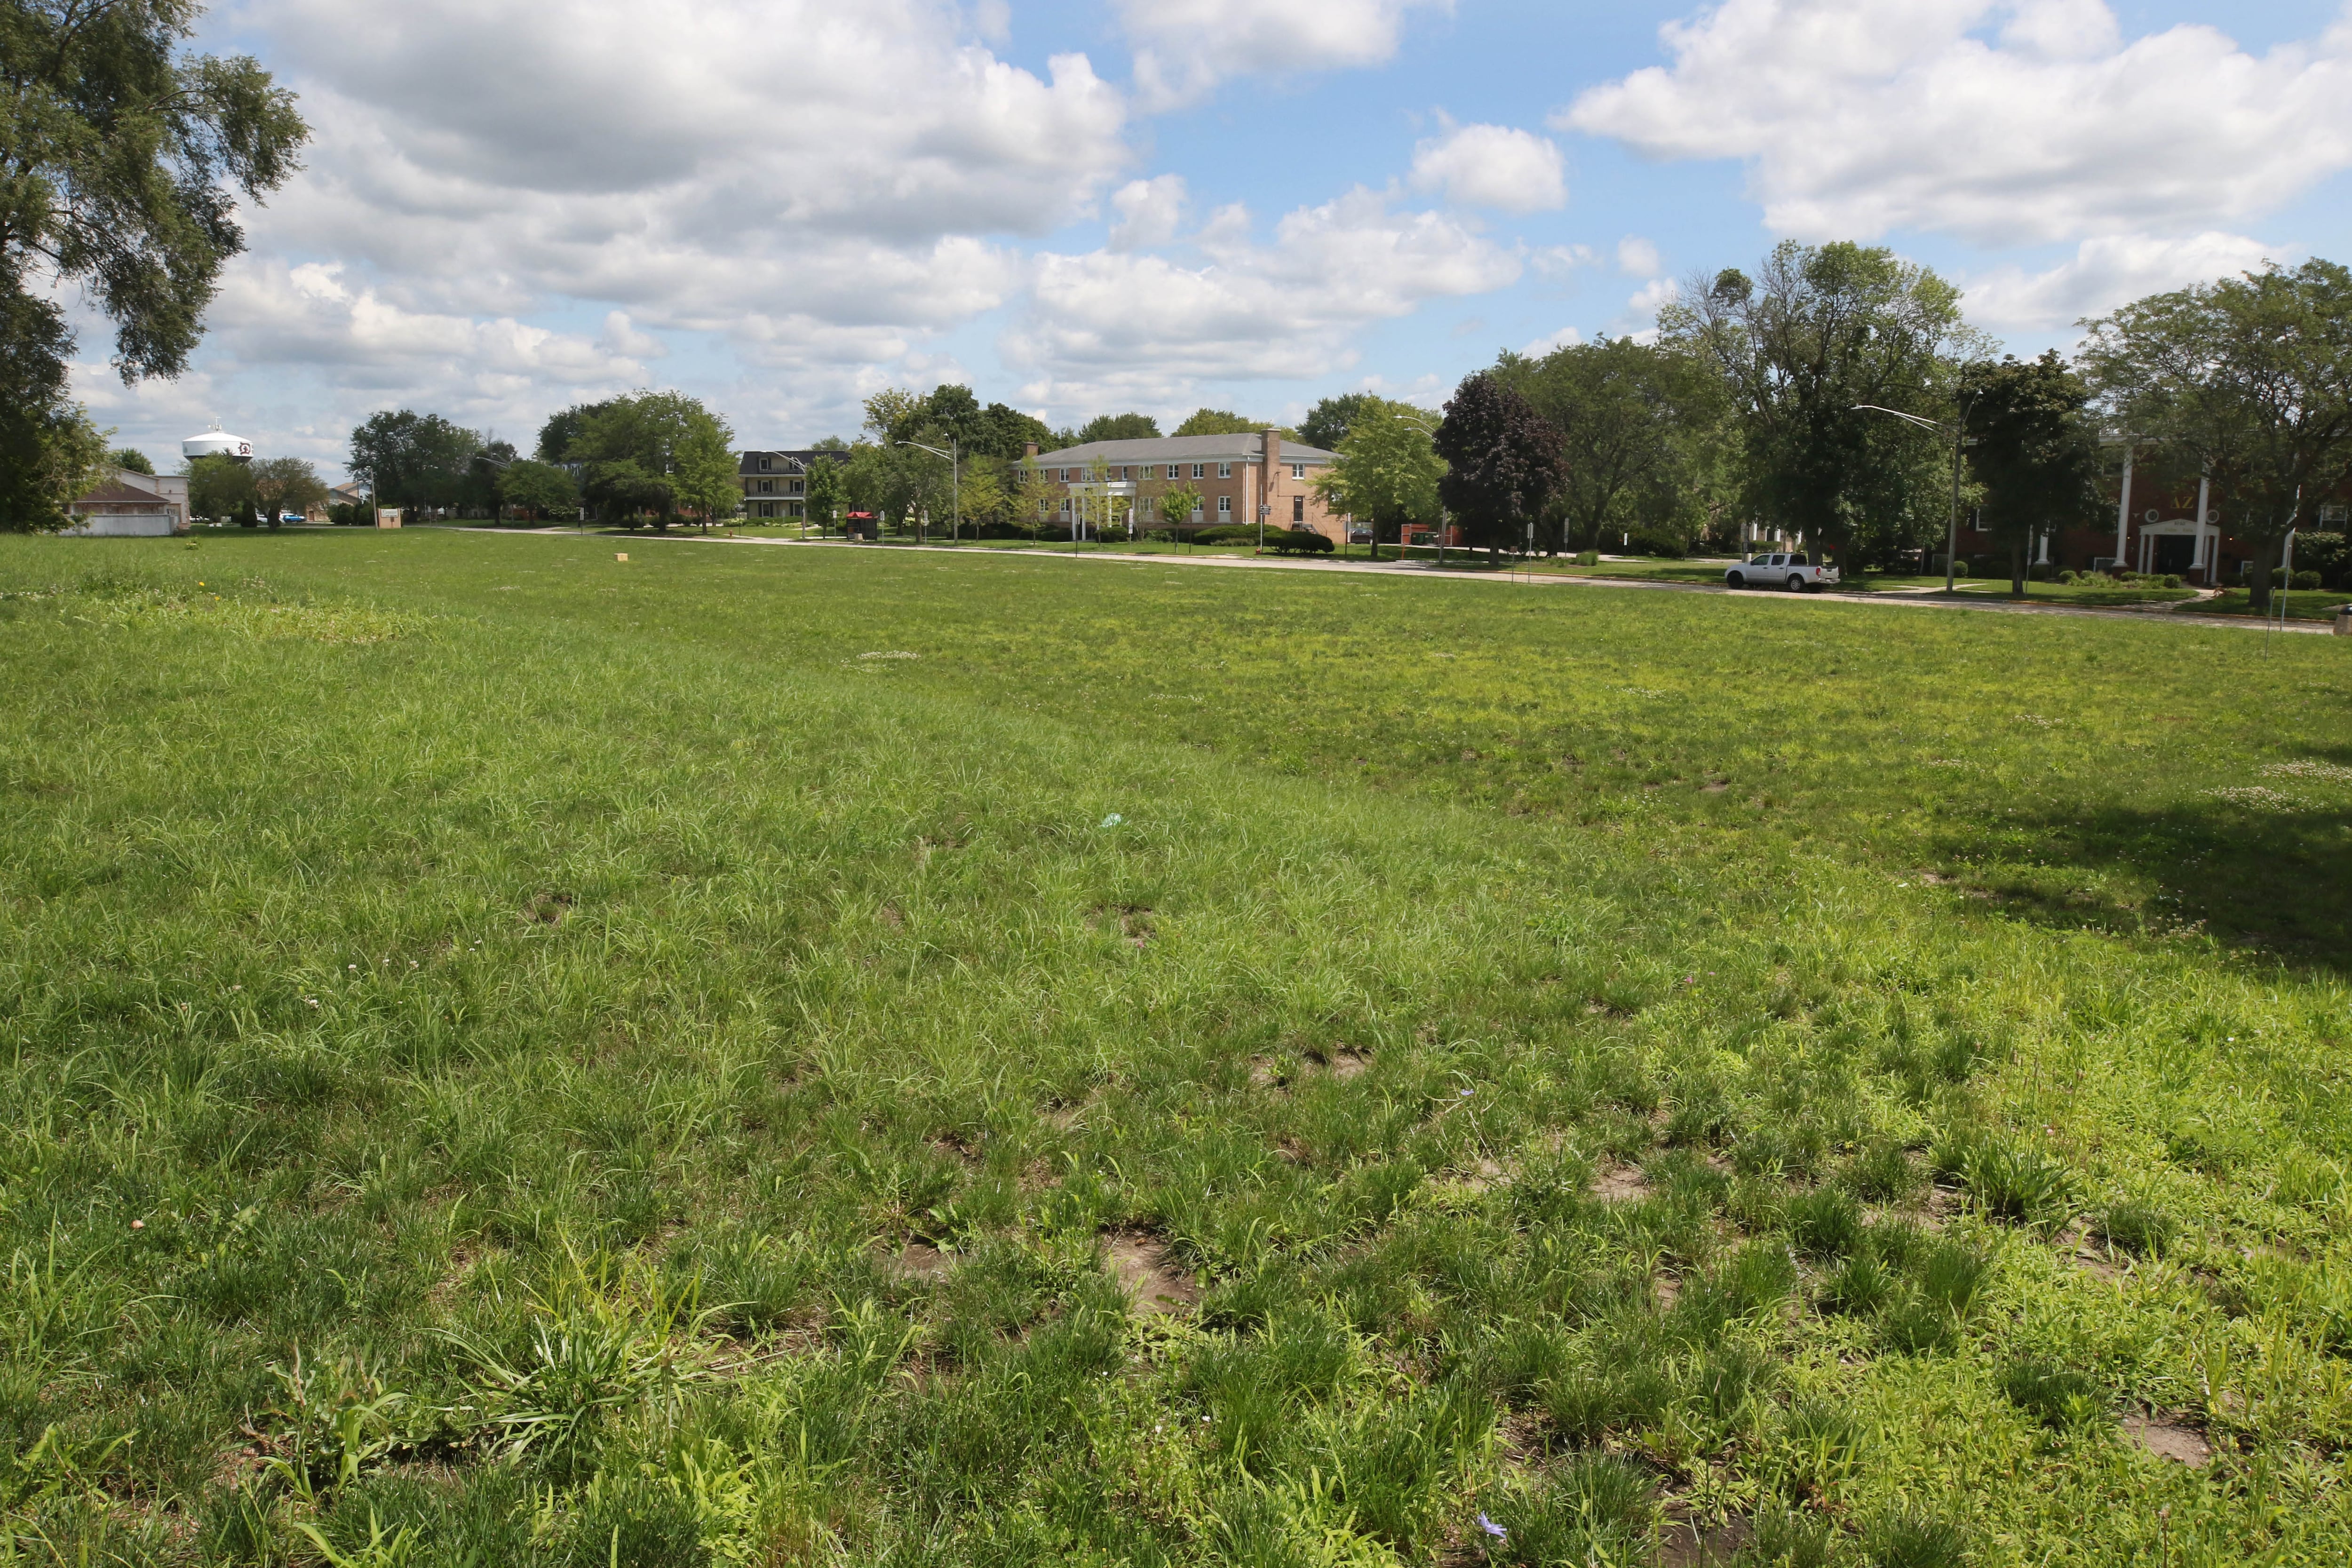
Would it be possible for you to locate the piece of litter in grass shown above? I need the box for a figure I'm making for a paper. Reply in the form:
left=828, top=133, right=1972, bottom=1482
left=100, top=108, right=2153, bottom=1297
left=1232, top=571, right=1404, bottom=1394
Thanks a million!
left=1100, top=813, right=1124, bottom=828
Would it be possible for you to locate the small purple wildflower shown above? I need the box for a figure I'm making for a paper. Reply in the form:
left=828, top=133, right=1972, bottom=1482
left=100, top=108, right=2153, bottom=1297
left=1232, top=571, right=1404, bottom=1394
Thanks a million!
left=1477, top=1512, right=1507, bottom=1539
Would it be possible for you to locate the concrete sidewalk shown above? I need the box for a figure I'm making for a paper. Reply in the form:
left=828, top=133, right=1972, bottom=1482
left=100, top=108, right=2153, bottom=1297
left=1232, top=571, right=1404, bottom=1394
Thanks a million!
left=453, top=526, right=2346, bottom=637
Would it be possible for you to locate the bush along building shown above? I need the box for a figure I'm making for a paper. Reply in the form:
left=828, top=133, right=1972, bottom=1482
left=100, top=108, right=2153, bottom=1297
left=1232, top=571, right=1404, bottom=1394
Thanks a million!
left=737, top=449, right=847, bottom=521
left=2014, top=449, right=2352, bottom=589
left=1024, top=429, right=1344, bottom=544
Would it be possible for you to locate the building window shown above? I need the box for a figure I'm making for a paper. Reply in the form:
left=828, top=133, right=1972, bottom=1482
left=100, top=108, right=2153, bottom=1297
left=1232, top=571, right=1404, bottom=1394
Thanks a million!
left=1292, top=496, right=1304, bottom=523
left=1192, top=463, right=1205, bottom=480
left=758, top=479, right=773, bottom=493
left=1217, top=462, right=1232, bottom=478
left=788, top=479, right=803, bottom=494
left=1039, top=499, right=1050, bottom=516
left=1292, top=463, right=1305, bottom=480
left=758, top=456, right=772, bottom=472
left=1218, top=495, right=1231, bottom=517
left=2324, top=503, right=2349, bottom=525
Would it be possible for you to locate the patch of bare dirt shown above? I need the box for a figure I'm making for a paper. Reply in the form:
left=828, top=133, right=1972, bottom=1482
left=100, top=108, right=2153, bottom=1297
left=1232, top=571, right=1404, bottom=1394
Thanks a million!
left=1701, top=780, right=1730, bottom=794
left=2072, top=1248, right=2125, bottom=1282
left=2123, top=1413, right=2210, bottom=1466
left=1661, top=1514, right=1752, bottom=1566
left=884, top=1241, right=951, bottom=1279
left=1654, top=1273, right=1683, bottom=1308
left=879, top=903, right=905, bottom=930
left=524, top=891, right=573, bottom=925
left=1327, top=1051, right=1370, bottom=1080
left=1595, top=1163, right=1648, bottom=1202
left=1104, top=1233, right=1200, bottom=1314
left=1248, top=1058, right=1285, bottom=1091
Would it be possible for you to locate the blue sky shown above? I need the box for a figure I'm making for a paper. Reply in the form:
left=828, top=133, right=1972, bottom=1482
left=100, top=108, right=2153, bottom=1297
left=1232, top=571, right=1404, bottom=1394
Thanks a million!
left=72, top=0, right=2352, bottom=474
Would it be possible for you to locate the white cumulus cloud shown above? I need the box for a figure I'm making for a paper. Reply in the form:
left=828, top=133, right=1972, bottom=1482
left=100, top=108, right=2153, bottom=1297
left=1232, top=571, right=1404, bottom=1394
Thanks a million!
left=1962, top=231, right=2289, bottom=332
left=1120, top=0, right=1453, bottom=107
left=1111, top=175, right=1189, bottom=250
left=1409, top=123, right=1568, bottom=213
left=1005, top=188, right=1520, bottom=409
left=1560, top=0, right=2352, bottom=246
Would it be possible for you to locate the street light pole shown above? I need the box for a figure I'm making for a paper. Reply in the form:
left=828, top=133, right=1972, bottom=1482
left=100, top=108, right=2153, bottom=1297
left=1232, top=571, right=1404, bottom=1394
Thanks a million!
left=894, top=439, right=960, bottom=544
left=1854, top=401, right=1974, bottom=594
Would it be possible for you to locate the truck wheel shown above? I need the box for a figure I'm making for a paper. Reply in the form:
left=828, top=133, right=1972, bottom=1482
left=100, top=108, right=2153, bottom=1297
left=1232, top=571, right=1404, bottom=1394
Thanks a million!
left=1726, top=572, right=1745, bottom=589
left=1788, top=574, right=1806, bottom=592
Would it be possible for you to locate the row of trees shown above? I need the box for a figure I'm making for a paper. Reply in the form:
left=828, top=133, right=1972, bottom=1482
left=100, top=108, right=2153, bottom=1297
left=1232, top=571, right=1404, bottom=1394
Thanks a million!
left=1319, top=242, right=2352, bottom=607
left=346, top=391, right=737, bottom=527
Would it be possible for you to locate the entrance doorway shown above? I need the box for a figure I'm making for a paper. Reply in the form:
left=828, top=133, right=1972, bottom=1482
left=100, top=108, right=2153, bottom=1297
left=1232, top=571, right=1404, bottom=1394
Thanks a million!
left=2153, top=535, right=2194, bottom=574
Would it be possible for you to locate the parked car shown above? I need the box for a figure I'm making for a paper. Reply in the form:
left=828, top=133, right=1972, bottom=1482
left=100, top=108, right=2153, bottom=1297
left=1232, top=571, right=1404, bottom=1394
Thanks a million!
left=1726, top=551, right=1839, bottom=591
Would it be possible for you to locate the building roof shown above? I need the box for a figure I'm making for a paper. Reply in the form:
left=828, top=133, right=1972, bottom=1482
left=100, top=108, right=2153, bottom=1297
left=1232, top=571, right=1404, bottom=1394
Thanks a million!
left=73, top=483, right=172, bottom=509
left=1032, top=433, right=1336, bottom=467
left=738, top=448, right=848, bottom=477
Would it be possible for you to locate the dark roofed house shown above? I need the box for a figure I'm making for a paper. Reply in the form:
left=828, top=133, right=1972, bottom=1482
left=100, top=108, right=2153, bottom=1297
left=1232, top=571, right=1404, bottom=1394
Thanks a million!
left=738, top=449, right=848, bottom=521
left=64, top=475, right=185, bottom=536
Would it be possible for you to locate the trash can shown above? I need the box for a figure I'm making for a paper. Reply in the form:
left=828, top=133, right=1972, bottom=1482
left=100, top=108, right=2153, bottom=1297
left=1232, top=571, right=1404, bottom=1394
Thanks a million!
left=2336, top=605, right=2352, bottom=636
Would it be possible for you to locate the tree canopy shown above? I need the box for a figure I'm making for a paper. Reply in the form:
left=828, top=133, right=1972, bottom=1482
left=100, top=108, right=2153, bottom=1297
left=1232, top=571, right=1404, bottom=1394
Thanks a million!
left=250, top=454, right=325, bottom=523
left=1495, top=337, right=1719, bottom=553
left=2081, top=258, right=2352, bottom=607
left=1961, top=352, right=2105, bottom=593
left=497, top=458, right=579, bottom=519
left=1076, top=412, right=1161, bottom=444
left=1309, top=396, right=1444, bottom=557
left=1433, top=374, right=1565, bottom=560
left=1173, top=408, right=1264, bottom=438
left=1298, top=393, right=1381, bottom=453
left=566, top=391, right=736, bottom=528
left=348, top=410, right=485, bottom=513
left=1664, top=240, right=1976, bottom=567
left=109, top=446, right=154, bottom=475
left=2, top=0, right=306, bottom=528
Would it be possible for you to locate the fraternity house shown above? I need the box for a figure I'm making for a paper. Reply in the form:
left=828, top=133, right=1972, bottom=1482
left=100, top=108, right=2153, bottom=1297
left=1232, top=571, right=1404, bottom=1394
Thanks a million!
left=736, top=448, right=848, bottom=521
left=1025, top=429, right=1343, bottom=541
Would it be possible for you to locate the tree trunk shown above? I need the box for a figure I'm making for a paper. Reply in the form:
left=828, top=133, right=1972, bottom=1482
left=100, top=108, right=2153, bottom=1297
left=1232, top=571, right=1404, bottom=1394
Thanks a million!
left=2246, top=534, right=2285, bottom=612
left=2010, top=536, right=2026, bottom=597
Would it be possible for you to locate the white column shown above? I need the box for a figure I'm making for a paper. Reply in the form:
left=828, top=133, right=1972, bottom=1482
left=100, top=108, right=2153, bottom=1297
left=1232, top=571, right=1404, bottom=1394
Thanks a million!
left=2114, top=446, right=2133, bottom=566
left=2194, top=473, right=2212, bottom=574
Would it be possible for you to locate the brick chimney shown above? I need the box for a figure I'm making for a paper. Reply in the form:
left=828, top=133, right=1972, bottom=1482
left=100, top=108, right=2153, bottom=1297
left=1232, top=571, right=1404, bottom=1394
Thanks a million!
left=1023, top=440, right=1039, bottom=459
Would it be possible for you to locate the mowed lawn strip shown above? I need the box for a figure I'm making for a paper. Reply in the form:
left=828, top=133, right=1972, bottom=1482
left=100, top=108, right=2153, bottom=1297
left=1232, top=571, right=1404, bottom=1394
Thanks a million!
left=0, top=531, right=2348, bottom=1565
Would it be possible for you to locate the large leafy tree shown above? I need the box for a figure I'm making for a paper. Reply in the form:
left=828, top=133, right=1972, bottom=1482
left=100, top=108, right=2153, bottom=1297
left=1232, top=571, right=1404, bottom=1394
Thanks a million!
left=185, top=450, right=254, bottom=523
left=1433, top=372, right=1565, bottom=562
left=1309, top=396, right=1444, bottom=560
left=1664, top=241, right=1976, bottom=569
left=250, top=454, right=324, bottom=524
left=2, top=0, right=306, bottom=527
left=803, top=454, right=845, bottom=533
left=348, top=410, right=483, bottom=514
left=1962, top=352, right=2105, bottom=595
left=535, top=401, right=613, bottom=464
left=496, top=459, right=578, bottom=520
left=1495, top=336, right=1719, bottom=553
left=1173, top=408, right=1264, bottom=438
left=2080, top=259, right=2352, bottom=609
left=1298, top=392, right=1381, bottom=454
left=1076, top=411, right=1160, bottom=443
left=567, top=391, right=735, bottom=529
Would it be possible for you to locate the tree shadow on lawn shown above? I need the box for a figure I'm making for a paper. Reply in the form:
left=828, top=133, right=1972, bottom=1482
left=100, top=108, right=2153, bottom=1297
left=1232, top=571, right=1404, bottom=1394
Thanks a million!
left=1938, top=784, right=2352, bottom=972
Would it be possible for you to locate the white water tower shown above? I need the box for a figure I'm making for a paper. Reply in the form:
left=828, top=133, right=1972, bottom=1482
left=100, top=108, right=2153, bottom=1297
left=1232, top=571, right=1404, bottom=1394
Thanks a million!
left=182, top=422, right=253, bottom=462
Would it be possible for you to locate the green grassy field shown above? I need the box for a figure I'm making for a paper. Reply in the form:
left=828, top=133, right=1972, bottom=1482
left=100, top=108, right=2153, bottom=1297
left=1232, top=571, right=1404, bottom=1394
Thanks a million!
left=3, top=531, right=2350, bottom=1567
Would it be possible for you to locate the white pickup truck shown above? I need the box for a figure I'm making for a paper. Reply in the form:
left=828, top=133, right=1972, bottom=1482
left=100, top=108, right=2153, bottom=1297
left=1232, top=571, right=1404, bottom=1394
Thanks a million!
left=1725, top=551, right=1839, bottom=592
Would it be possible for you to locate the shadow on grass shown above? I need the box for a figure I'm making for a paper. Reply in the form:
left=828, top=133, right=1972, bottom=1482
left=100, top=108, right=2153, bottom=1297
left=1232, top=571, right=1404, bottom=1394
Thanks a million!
left=1941, top=780, right=2352, bottom=970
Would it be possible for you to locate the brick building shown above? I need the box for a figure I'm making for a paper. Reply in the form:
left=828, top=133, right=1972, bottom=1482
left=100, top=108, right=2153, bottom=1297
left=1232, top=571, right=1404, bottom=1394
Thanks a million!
left=1025, top=430, right=1343, bottom=540
left=2009, top=452, right=2346, bottom=584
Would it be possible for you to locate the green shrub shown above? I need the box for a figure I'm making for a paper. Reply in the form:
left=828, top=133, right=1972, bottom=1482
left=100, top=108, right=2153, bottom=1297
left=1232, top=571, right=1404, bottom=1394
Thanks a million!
left=1997, top=1359, right=2106, bottom=1429
left=2292, top=570, right=2323, bottom=590
left=1264, top=527, right=1334, bottom=555
left=1864, top=1506, right=1967, bottom=1568
left=1946, top=1134, right=2077, bottom=1230
left=2057, top=569, right=2079, bottom=584
left=1191, top=524, right=1259, bottom=545
left=1787, top=1186, right=1865, bottom=1258
left=1480, top=1453, right=1656, bottom=1566
left=1573, top=549, right=1600, bottom=566
left=2095, top=1201, right=2175, bottom=1257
